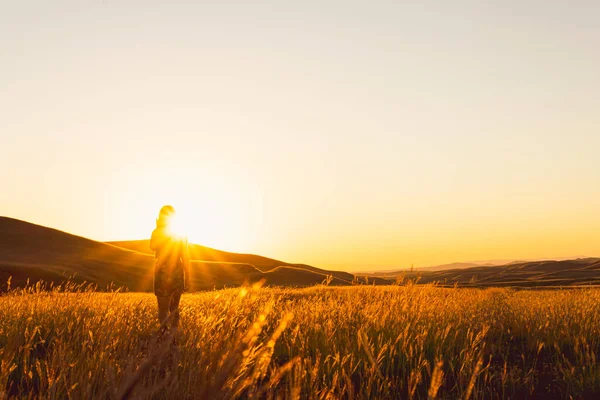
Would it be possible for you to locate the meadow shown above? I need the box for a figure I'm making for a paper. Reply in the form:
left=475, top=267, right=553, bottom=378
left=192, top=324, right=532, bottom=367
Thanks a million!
left=2, top=283, right=600, bottom=399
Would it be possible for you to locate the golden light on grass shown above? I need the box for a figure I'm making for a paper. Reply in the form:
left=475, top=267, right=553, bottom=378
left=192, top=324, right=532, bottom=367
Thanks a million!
left=4, top=282, right=600, bottom=398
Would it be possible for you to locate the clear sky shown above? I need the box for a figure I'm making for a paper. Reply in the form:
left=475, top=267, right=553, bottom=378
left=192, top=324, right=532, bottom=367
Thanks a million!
left=1, top=1, right=599, bottom=271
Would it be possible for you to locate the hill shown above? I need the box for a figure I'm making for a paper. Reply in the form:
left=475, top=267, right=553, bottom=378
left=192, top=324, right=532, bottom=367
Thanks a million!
left=108, top=240, right=355, bottom=282
left=108, top=240, right=284, bottom=270
left=3, top=216, right=597, bottom=290
left=399, top=258, right=600, bottom=288
left=366, top=262, right=487, bottom=276
left=0, top=217, right=376, bottom=291
left=418, top=261, right=496, bottom=272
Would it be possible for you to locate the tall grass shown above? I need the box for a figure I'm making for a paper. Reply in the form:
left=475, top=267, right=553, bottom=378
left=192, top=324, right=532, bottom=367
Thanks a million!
left=2, top=283, right=600, bottom=398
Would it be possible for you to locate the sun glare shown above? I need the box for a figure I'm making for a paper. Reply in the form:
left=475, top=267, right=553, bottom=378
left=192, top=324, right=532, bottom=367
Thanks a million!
left=166, top=214, right=188, bottom=239
left=121, top=165, right=260, bottom=252
left=147, top=191, right=253, bottom=251
left=167, top=201, right=241, bottom=250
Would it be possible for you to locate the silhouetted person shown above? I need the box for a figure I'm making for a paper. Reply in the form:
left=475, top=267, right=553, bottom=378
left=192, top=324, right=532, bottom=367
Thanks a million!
left=150, top=205, right=190, bottom=329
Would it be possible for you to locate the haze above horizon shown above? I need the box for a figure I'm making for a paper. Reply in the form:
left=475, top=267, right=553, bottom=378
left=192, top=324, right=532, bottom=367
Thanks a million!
left=2, top=1, right=599, bottom=271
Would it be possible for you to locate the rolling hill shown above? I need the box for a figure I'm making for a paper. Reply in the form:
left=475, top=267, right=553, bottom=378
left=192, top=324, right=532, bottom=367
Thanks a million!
left=365, top=262, right=489, bottom=276
left=108, top=239, right=355, bottom=282
left=0, top=217, right=373, bottom=292
left=2, top=216, right=598, bottom=291
left=397, top=258, right=600, bottom=288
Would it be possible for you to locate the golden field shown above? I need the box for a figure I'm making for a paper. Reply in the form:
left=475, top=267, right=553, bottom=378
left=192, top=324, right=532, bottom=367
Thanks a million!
left=2, top=283, right=600, bottom=399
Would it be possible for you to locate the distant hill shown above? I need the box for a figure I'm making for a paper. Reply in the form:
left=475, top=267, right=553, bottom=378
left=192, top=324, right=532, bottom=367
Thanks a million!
left=400, top=258, right=600, bottom=288
left=0, top=217, right=374, bottom=291
left=419, top=262, right=496, bottom=272
left=364, top=257, right=594, bottom=277
left=365, top=262, right=496, bottom=277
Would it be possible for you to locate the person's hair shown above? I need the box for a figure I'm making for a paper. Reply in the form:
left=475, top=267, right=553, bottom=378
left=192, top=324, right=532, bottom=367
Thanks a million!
left=156, top=205, right=176, bottom=227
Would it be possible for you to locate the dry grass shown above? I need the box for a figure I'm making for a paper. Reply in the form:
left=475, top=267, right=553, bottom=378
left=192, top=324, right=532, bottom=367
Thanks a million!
left=2, top=282, right=600, bottom=399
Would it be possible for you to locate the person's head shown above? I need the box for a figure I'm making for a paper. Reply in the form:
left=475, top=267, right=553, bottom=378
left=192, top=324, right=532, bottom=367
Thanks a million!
left=156, top=205, right=176, bottom=228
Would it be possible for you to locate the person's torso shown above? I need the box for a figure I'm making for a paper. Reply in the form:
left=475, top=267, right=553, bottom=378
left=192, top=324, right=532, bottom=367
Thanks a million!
left=152, top=228, right=185, bottom=270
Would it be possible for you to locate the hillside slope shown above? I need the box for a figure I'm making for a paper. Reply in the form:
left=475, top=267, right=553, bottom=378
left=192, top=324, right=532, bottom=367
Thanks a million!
left=108, top=240, right=355, bottom=282
left=401, top=258, right=600, bottom=287
left=0, top=217, right=367, bottom=291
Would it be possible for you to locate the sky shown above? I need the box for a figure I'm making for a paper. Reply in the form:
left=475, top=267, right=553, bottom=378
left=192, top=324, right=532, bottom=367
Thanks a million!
left=1, top=1, right=599, bottom=271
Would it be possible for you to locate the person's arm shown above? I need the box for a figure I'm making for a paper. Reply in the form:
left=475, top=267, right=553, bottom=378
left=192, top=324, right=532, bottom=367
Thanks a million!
left=183, top=238, right=191, bottom=290
left=149, top=228, right=158, bottom=251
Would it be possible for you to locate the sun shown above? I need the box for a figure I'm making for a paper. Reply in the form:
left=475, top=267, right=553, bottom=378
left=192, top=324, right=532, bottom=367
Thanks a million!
left=148, top=191, right=252, bottom=252
left=165, top=213, right=188, bottom=239
left=114, top=164, right=260, bottom=252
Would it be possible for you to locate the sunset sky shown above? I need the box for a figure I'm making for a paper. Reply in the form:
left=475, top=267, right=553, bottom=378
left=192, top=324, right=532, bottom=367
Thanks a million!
left=2, top=1, right=599, bottom=271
